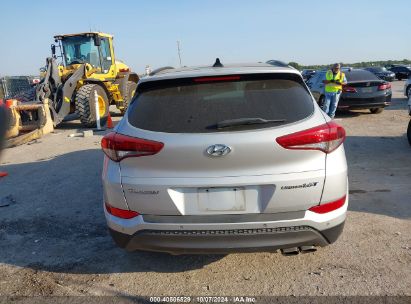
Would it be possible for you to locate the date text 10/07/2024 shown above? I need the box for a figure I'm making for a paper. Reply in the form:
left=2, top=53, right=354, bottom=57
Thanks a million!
left=149, top=296, right=257, bottom=303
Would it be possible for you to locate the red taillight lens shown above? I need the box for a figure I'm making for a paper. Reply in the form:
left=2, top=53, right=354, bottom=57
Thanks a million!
left=342, top=86, right=357, bottom=93
left=105, top=203, right=139, bottom=219
left=194, top=75, right=241, bottom=83
left=119, top=68, right=130, bottom=72
left=308, top=195, right=347, bottom=214
left=378, top=83, right=391, bottom=91
left=276, top=121, right=346, bottom=154
left=101, top=132, right=164, bottom=162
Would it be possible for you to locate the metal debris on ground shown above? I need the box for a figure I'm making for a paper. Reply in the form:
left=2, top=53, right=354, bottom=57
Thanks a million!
left=0, top=195, right=16, bottom=207
left=68, top=130, right=94, bottom=138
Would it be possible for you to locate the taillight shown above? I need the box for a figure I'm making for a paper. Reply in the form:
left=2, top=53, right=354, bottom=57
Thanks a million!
left=105, top=202, right=139, bottom=219
left=119, top=68, right=130, bottom=72
left=194, top=75, right=241, bottom=83
left=276, top=121, right=346, bottom=154
left=342, top=86, right=357, bottom=93
left=308, top=195, right=346, bottom=214
left=101, top=132, right=164, bottom=162
left=378, top=83, right=391, bottom=91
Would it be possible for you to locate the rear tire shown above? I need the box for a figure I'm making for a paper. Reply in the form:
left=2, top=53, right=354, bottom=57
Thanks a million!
left=407, top=86, right=411, bottom=99
left=370, top=108, right=383, bottom=114
left=75, top=84, right=109, bottom=128
left=121, top=81, right=138, bottom=114
left=408, top=120, right=411, bottom=146
left=318, top=95, right=325, bottom=109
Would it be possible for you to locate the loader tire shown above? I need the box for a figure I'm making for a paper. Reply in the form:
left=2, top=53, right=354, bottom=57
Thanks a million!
left=75, top=84, right=109, bottom=128
left=14, top=88, right=36, bottom=103
left=121, top=81, right=138, bottom=114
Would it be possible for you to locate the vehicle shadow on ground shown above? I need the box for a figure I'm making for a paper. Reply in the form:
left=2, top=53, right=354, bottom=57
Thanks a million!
left=0, top=149, right=224, bottom=275
left=0, top=138, right=409, bottom=275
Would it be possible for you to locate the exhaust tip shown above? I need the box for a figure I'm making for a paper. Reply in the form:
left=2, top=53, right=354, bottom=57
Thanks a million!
left=300, top=245, right=317, bottom=253
left=281, top=247, right=299, bottom=256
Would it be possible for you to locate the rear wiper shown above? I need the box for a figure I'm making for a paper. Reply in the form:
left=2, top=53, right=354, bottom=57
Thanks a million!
left=214, top=117, right=286, bottom=129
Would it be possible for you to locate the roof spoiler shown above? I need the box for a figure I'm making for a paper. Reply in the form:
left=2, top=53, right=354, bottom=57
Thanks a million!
left=149, top=66, right=175, bottom=76
left=266, top=60, right=290, bottom=68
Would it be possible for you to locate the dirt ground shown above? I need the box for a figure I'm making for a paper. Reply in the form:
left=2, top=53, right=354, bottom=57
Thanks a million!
left=0, top=80, right=410, bottom=301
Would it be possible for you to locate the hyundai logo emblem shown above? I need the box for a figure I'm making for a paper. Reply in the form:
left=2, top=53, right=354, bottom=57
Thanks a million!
left=206, top=144, right=232, bottom=157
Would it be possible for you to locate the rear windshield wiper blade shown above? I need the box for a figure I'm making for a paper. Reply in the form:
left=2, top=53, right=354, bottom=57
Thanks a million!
left=214, top=118, right=286, bottom=129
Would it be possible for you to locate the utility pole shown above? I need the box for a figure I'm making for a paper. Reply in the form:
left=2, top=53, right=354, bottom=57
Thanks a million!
left=177, top=40, right=182, bottom=68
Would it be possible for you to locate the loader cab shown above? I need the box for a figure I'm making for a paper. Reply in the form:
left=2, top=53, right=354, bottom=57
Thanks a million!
left=54, top=33, right=116, bottom=77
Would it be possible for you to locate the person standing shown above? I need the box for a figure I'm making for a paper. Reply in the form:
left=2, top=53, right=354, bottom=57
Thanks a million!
left=322, top=63, right=347, bottom=118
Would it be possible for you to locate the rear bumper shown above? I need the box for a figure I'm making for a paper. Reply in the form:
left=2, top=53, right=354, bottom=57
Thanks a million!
left=106, top=196, right=348, bottom=254
left=109, top=222, right=345, bottom=254
left=339, top=95, right=391, bottom=110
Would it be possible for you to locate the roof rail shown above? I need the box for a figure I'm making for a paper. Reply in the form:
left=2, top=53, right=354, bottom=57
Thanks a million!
left=149, top=66, right=175, bottom=76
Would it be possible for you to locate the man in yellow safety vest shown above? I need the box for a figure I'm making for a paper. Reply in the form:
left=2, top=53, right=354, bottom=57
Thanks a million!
left=322, top=63, right=347, bottom=118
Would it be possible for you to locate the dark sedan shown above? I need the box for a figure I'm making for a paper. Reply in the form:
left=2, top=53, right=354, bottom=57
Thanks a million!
left=307, top=69, right=392, bottom=114
left=388, top=65, right=411, bottom=80
left=364, top=67, right=395, bottom=82
left=301, top=69, right=316, bottom=81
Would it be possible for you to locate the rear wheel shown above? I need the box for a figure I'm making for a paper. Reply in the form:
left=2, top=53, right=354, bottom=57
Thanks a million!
left=75, top=84, right=109, bottom=127
left=408, top=120, right=411, bottom=146
left=121, top=81, right=138, bottom=114
left=318, top=95, right=325, bottom=109
left=370, top=108, right=383, bottom=114
left=406, top=86, right=411, bottom=99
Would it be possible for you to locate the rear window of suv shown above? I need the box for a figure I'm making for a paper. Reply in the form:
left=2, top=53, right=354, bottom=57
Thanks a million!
left=128, top=73, right=314, bottom=133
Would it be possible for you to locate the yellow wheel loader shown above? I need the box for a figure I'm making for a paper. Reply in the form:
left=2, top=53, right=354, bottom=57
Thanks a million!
left=32, top=32, right=139, bottom=127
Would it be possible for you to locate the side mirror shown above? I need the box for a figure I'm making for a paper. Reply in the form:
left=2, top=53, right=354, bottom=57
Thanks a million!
left=51, top=44, right=56, bottom=56
left=94, top=35, right=101, bottom=46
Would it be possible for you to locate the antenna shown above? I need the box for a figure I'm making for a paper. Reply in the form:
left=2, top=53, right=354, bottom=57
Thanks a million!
left=177, top=40, right=182, bottom=68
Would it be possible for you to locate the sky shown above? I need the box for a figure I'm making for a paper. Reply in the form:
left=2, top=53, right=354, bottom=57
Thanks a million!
left=0, top=0, right=410, bottom=75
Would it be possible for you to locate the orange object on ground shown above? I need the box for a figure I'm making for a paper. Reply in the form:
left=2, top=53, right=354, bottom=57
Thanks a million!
left=107, top=113, right=114, bottom=129
left=5, top=99, right=14, bottom=108
left=0, top=172, right=8, bottom=178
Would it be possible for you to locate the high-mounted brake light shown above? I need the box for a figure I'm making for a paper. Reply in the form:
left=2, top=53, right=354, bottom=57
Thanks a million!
left=276, top=121, right=346, bottom=154
left=378, top=83, right=391, bottom=91
left=105, top=202, right=140, bottom=219
left=342, top=86, right=357, bottom=93
left=101, top=132, right=164, bottom=162
left=308, top=195, right=347, bottom=214
left=194, top=75, right=241, bottom=83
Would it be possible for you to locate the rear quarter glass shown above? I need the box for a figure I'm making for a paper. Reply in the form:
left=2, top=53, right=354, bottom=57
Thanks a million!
left=127, top=73, right=314, bottom=133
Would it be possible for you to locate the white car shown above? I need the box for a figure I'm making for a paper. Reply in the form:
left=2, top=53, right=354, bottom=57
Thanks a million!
left=101, top=60, right=349, bottom=255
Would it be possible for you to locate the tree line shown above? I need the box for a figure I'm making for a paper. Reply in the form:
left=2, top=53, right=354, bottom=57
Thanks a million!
left=288, top=59, right=411, bottom=71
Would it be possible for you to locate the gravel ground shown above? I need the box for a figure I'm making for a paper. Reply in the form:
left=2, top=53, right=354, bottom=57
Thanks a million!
left=0, top=81, right=410, bottom=301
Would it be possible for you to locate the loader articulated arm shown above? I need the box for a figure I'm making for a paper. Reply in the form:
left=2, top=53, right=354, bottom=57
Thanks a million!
left=36, top=57, right=86, bottom=126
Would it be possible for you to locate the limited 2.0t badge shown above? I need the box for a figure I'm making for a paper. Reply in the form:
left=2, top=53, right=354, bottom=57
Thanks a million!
left=206, top=144, right=232, bottom=157
left=281, top=182, right=319, bottom=190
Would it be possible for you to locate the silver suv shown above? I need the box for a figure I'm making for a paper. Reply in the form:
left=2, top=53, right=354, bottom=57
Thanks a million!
left=101, top=61, right=348, bottom=255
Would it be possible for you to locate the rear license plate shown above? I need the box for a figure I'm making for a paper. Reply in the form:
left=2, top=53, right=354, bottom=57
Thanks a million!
left=198, top=187, right=246, bottom=211
left=362, top=87, right=373, bottom=93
